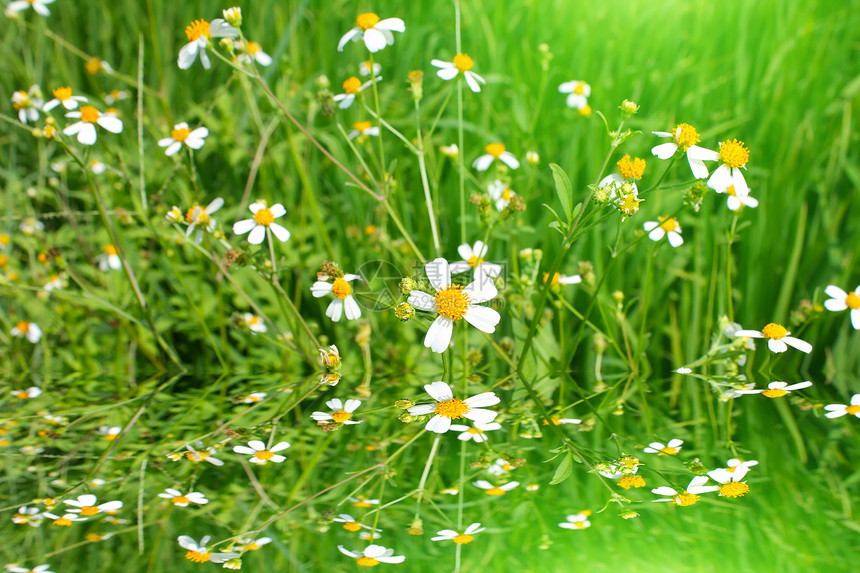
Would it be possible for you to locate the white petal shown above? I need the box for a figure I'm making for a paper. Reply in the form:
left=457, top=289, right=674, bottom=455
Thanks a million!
left=269, top=223, right=291, bottom=242
left=326, top=299, right=344, bottom=322
left=651, top=142, right=677, bottom=159
left=648, top=227, right=666, bottom=242
left=472, top=155, right=495, bottom=171
left=77, top=123, right=97, bottom=145
left=337, top=28, right=360, bottom=51
left=424, top=381, right=453, bottom=402
left=344, top=295, right=362, bottom=320
left=165, top=141, right=183, bottom=156
left=426, top=415, right=452, bottom=433
left=464, top=278, right=497, bottom=304
left=783, top=338, right=812, bottom=354
left=425, top=258, right=452, bottom=291
left=731, top=168, right=749, bottom=197
left=667, top=231, right=684, bottom=248
left=464, top=392, right=500, bottom=408
left=269, top=203, right=286, bottom=217
left=707, top=164, right=732, bottom=191
left=363, top=29, right=388, bottom=53
left=465, top=408, right=498, bottom=424
left=436, top=67, right=459, bottom=81
left=97, top=116, right=123, bottom=133
left=463, top=305, right=500, bottom=333
left=247, top=225, right=266, bottom=244
left=767, top=339, right=788, bottom=353
left=233, top=219, right=256, bottom=235
left=407, top=290, right=436, bottom=311
left=464, top=72, right=483, bottom=93
left=687, top=157, right=710, bottom=179
left=376, top=18, right=405, bottom=32
left=177, top=41, right=199, bottom=69
left=687, top=145, right=719, bottom=161
left=500, top=151, right=520, bottom=169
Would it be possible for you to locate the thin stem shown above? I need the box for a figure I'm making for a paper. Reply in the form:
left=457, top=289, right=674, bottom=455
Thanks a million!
left=414, top=98, right=442, bottom=256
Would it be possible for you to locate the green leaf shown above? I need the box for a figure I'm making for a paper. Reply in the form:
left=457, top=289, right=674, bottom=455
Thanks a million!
left=550, top=163, right=573, bottom=221
left=549, top=452, right=574, bottom=485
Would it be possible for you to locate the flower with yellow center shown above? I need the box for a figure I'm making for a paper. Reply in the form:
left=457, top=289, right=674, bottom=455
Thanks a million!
left=473, top=480, right=520, bottom=496
left=310, top=273, right=363, bottom=321
left=543, top=272, right=582, bottom=288
left=64, top=495, right=123, bottom=517
left=360, top=60, right=382, bottom=77
left=733, top=323, right=812, bottom=353
left=652, top=476, right=718, bottom=506
left=644, top=439, right=684, bottom=456
left=12, top=85, right=45, bottom=124
left=184, top=442, right=224, bottom=466
left=241, top=313, right=267, bottom=334
left=558, top=80, right=591, bottom=110
left=7, top=0, right=55, bottom=16
left=158, top=488, right=208, bottom=507
left=707, top=139, right=751, bottom=197
left=44, top=512, right=86, bottom=526
left=178, top=535, right=238, bottom=564
left=643, top=216, right=684, bottom=247
left=348, top=120, right=380, bottom=139
left=432, top=522, right=485, bottom=544
left=559, top=512, right=592, bottom=530
left=824, top=394, right=860, bottom=419
left=158, top=122, right=209, bottom=156
left=237, top=40, right=273, bottom=66
left=651, top=124, right=718, bottom=179
left=487, top=179, right=520, bottom=211
left=449, top=240, right=502, bottom=282
left=407, top=258, right=501, bottom=353
left=44, top=86, right=88, bottom=111
left=723, top=184, right=759, bottom=211
left=473, top=143, right=520, bottom=171
left=311, top=398, right=363, bottom=426
left=177, top=17, right=238, bottom=70
left=333, top=75, right=377, bottom=109
left=338, top=13, right=406, bottom=53
left=11, top=387, right=41, bottom=399
left=431, top=53, right=486, bottom=93
left=97, top=244, right=122, bottom=272
left=98, top=426, right=121, bottom=440
left=233, top=201, right=290, bottom=245
left=708, top=467, right=751, bottom=498
left=824, top=284, right=860, bottom=330
left=63, top=105, right=123, bottom=145
left=10, top=321, right=42, bottom=343
left=349, top=496, right=380, bottom=508
left=237, top=537, right=272, bottom=552
left=617, top=154, right=646, bottom=180
left=333, top=514, right=379, bottom=536
left=408, top=381, right=500, bottom=433
left=449, top=421, right=502, bottom=443
left=338, top=544, right=405, bottom=567
left=736, top=380, right=813, bottom=398
left=183, top=197, right=223, bottom=243
left=232, top=440, right=290, bottom=464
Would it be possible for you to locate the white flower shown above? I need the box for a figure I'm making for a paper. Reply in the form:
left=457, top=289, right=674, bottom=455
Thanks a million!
left=486, top=458, right=517, bottom=476
left=7, top=0, right=54, bottom=16
left=735, top=380, right=813, bottom=398
left=104, top=89, right=129, bottom=105
left=232, top=440, right=290, bottom=464
left=88, top=160, right=107, bottom=174
left=725, top=184, right=759, bottom=211
left=487, top=179, right=518, bottom=211
left=544, top=272, right=582, bottom=287
left=473, top=480, right=519, bottom=496
left=6, top=565, right=53, bottom=573
left=440, top=143, right=459, bottom=158
left=237, top=537, right=272, bottom=551
left=319, top=345, right=341, bottom=367
left=338, top=544, right=405, bottom=566
left=449, top=241, right=502, bottom=283
left=558, top=511, right=592, bottom=530
left=408, top=381, right=500, bottom=434
left=158, top=122, right=209, bottom=156
left=706, top=139, right=751, bottom=198
left=431, top=53, right=486, bottom=93
left=242, top=313, right=267, bottom=334
left=675, top=367, right=693, bottom=374
left=11, top=387, right=41, bottom=399
left=726, top=458, right=759, bottom=473
left=348, top=496, right=379, bottom=508
left=98, top=426, right=121, bottom=440
left=360, top=60, right=382, bottom=77
left=43, top=86, right=87, bottom=111
left=348, top=120, right=380, bottom=139
left=332, top=76, right=376, bottom=109
left=733, top=323, right=812, bottom=354
left=11, top=506, right=44, bottom=527
left=526, top=150, right=540, bottom=164
left=44, top=512, right=88, bottom=526
left=707, top=466, right=751, bottom=498
left=63, top=494, right=123, bottom=516
left=184, top=197, right=223, bottom=240
left=237, top=41, right=273, bottom=66
left=651, top=476, right=719, bottom=506
left=643, top=439, right=683, bottom=456
left=407, top=258, right=501, bottom=353
left=651, top=123, right=717, bottom=179
left=824, top=394, right=860, bottom=419
left=11, top=85, right=43, bottom=123
left=824, top=284, right=860, bottom=330
left=11, top=321, right=42, bottom=343
left=185, top=442, right=224, bottom=466
left=473, top=143, right=519, bottom=171
left=178, top=535, right=239, bottom=564
left=63, top=105, right=123, bottom=145
left=337, top=13, right=405, bottom=53
left=19, top=217, right=44, bottom=235
left=311, top=399, right=362, bottom=425
left=643, top=216, right=684, bottom=247
left=431, top=522, right=485, bottom=544
left=310, top=274, right=362, bottom=322
left=333, top=514, right=379, bottom=533
left=177, top=18, right=239, bottom=70
left=158, top=488, right=208, bottom=507
left=232, top=202, right=290, bottom=245
left=242, top=392, right=267, bottom=403
left=558, top=80, right=590, bottom=109
left=449, top=421, right=501, bottom=443
left=97, top=245, right=121, bottom=272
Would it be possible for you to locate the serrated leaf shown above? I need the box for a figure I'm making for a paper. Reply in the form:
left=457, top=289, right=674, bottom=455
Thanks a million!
left=549, top=452, right=573, bottom=485
left=550, top=163, right=573, bottom=221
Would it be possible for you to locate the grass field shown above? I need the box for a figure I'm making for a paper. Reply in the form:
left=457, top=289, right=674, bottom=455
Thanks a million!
left=2, top=0, right=860, bottom=571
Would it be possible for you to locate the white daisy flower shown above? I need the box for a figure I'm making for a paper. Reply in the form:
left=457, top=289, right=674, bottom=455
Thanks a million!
left=158, top=122, right=209, bottom=156
left=11, top=321, right=42, bottom=343
left=310, top=273, right=362, bottom=322
left=473, top=143, right=519, bottom=171
left=473, top=480, right=519, bottom=496
left=63, top=105, right=123, bottom=145
left=726, top=458, right=759, bottom=473
left=238, top=537, right=273, bottom=551
left=98, top=426, right=121, bottom=440
left=449, top=421, right=501, bottom=443
left=706, top=139, right=751, bottom=198
left=178, top=535, right=239, bottom=564
left=486, top=458, right=517, bottom=476
left=237, top=40, right=273, bottom=66
left=707, top=467, right=750, bottom=498
left=19, top=217, right=44, bottom=235
left=232, top=202, right=290, bottom=245
left=11, top=387, right=41, bottom=399
left=232, top=440, right=290, bottom=464
left=43, top=86, right=87, bottom=111
left=44, top=512, right=87, bottom=526
left=543, top=416, right=582, bottom=426
left=735, top=380, right=813, bottom=398
left=184, top=197, right=223, bottom=241
left=311, top=399, right=362, bottom=425
left=643, top=439, right=684, bottom=456
left=440, top=143, right=459, bottom=158
left=63, top=494, right=123, bottom=516
left=558, top=80, right=591, bottom=110
left=158, top=488, right=208, bottom=507
left=543, top=272, right=582, bottom=287
left=408, top=381, right=500, bottom=434
left=333, top=514, right=379, bottom=533
left=338, top=544, right=405, bottom=566
left=431, top=53, right=486, bottom=93
left=242, top=391, right=267, bottom=403
left=487, top=179, right=518, bottom=211
left=651, top=476, right=719, bottom=506
left=359, top=60, right=382, bottom=77
left=7, top=0, right=54, bottom=16
left=184, top=442, right=224, bottom=466
left=407, top=258, right=501, bottom=353
left=11, top=85, right=43, bottom=123
left=348, top=120, right=380, bottom=139
left=643, top=216, right=684, bottom=247
left=333, top=76, right=377, bottom=109
left=724, top=184, right=759, bottom=211
left=104, top=89, right=129, bottom=105
left=675, top=367, right=693, bottom=374
left=431, top=522, right=485, bottom=544
left=559, top=511, right=592, bottom=530
left=177, top=18, right=238, bottom=70
left=733, top=323, right=812, bottom=354
left=6, top=566, right=53, bottom=573
left=337, top=12, right=405, bottom=53
left=241, top=313, right=267, bottom=334
left=97, top=245, right=121, bottom=272
left=11, top=506, right=44, bottom=527
left=824, top=394, right=860, bottom=418
left=824, top=284, right=860, bottom=330
left=449, top=241, right=502, bottom=282
left=319, top=345, right=341, bottom=367
left=43, top=273, right=65, bottom=292
left=348, top=496, right=379, bottom=508
left=651, top=123, right=718, bottom=179
left=88, top=159, right=107, bottom=174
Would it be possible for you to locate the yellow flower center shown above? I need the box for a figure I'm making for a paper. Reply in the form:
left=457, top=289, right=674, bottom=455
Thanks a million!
left=16, top=321, right=29, bottom=333
left=762, top=388, right=788, bottom=398
left=353, top=500, right=372, bottom=508
left=247, top=42, right=261, bottom=55
left=719, top=481, right=749, bottom=498
left=543, top=273, right=561, bottom=287
left=254, top=207, right=275, bottom=226
left=79, top=506, right=99, bottom=516
left=617, top=154, right=646, bottom=180
left=578, top=105, right=592, bottom=117
left=171, top=495, right=190, bottom=505
left=86, top=58, right=103, bottom=75
left=53, top=86, right=73, bottom=101
left=485, top=487, right=506, bottom=496
left=846, top=405, right=860, bottom=415
left=502, top=188, right=514, bottom=201
left=719, top=139, right=750, bottom=169
left=331, top=277, right=352, bottom=299
left=618, top=193, right=641, bottom=215
left=727, top=184, right=737, bottom=197
left=54, top=517, right=73, bottom=526
left=104, top=433, right=118, bottom=441
left=343, top=522, right=362, bottom=532
left=172, top=127, right=191, bottom=142
left=467, top=427, right=483, bottom=434
left=674, top=492, right=700, bottom=506
left=185, top=19, right=211, bottom=42
left=761, top=323, right=787, bottom=340
left=15, top=391, right=29, bottom=399
left=453, top=534, right=474, bottom=544
left=356, top=12, right=380, bottom=30
left=673, top=123, right=700, bottom=151
left=573, top=82, right=586, bottom=95
left=79, top=106, right=100, bottom=123
left=356, top=557, right=380, bottom=567
left=332, top=410, right=352, bottom=423
left=467, top=255, right=483, bottom=268
left=618, top=475, right=646, bottom=489
left=435, top=398, right=470, bottom=419
left=659, top=216, right=679, bottom=233
left=453, top=53, right=474, bottom=72
left=12, top=91, right=27, bottom=109
left=253, top=450, right=275, bottom=461
left=185, top=206, right=200, bottom=223
left=104, top=245, right=117, bottom=256
left=0, top=233, right=9, bottom=245
left=343, top=76, right=362, bottom=94
left=846, top=292, right=860, bottom=309
left=246, top=542, right=261, bottom=551
left=0, top=255, right=7, bottom=268
left=659, top=446, right=678, bottom=456
left=185, top=550, right=211, bottom=563
left=434, top=284, right=470, bottom=320
left=353, top=121, right=372, bottom=133
left=485, top=143, right=506, bottom=158
left=86, top=533, right=104, bottom=542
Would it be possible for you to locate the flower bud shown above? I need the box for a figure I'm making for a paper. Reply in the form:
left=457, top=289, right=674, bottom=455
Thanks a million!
left=395, top=302, right=414, bottom=321
left=223, top=7, right=242, bottom=27
left=620, top=99, right=639, bottom=117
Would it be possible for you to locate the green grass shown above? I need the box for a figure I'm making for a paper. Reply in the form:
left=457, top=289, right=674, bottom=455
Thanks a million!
left=1, top=0, right=860, bottom=571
